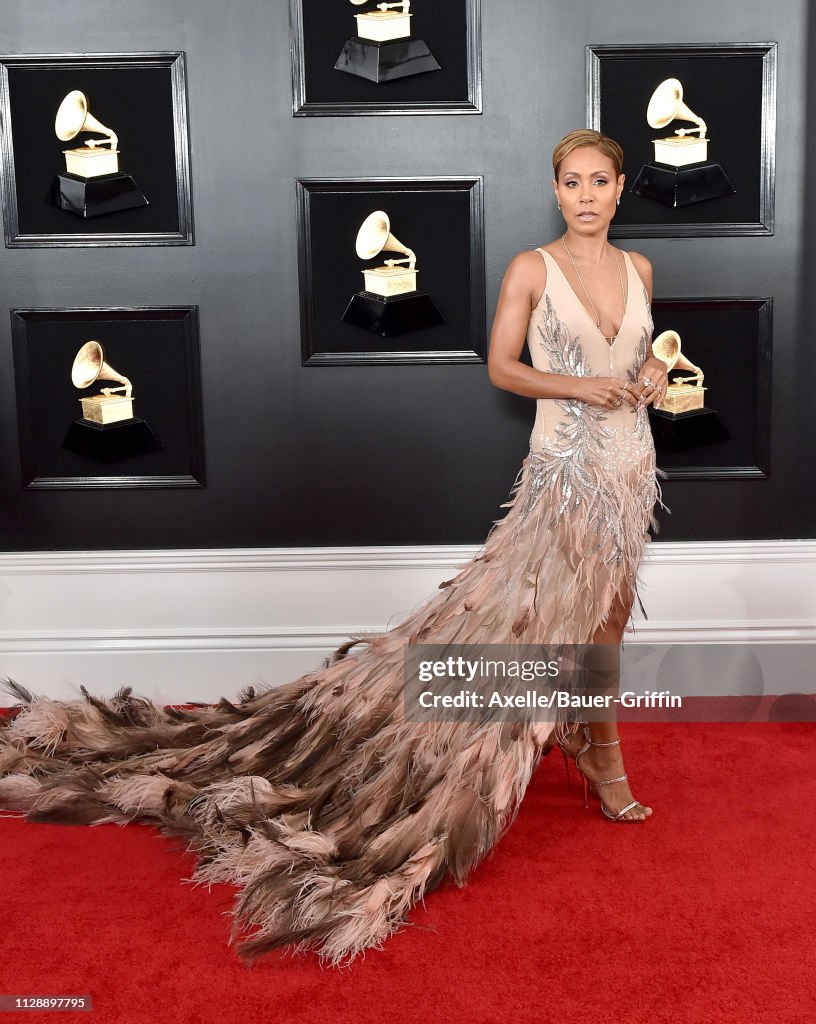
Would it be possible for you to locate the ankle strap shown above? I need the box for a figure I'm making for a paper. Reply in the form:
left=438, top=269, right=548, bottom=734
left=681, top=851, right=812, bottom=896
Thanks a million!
left=589, top=737, right=621, bottom=748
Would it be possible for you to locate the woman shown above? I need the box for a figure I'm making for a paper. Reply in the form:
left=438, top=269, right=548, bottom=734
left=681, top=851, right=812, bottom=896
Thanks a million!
left=0, top=129, right=669, bottom=968
left=488, top=127, right=670, bottom=820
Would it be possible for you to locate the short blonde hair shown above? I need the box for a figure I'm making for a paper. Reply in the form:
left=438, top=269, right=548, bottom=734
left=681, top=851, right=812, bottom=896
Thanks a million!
left=552, top=129, right=624, bottom=180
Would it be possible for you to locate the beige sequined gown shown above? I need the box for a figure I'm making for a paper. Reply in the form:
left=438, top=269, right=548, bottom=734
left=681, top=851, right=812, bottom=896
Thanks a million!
left=0, top=246, right=667, bottom=967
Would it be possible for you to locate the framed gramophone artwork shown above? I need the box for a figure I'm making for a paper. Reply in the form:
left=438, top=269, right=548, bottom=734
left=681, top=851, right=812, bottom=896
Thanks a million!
left=290, top=0, right=482, bottom=115
left=647, top=297, right=772, bottom=480
left=0, top=52, right=193, bottom=247
left=586, top=43, right=777, bottom=237
left=10, top=306, right=205, bottom=489
left=295, top=176, right=485, bottom=365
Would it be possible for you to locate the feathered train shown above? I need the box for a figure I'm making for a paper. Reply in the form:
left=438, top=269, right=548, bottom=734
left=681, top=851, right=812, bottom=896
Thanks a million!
left=0, top=434, right=665, bottom=966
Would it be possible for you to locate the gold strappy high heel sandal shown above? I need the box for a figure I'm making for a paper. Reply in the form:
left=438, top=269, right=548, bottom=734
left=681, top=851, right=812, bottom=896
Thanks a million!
left=575, top=731, right=648, bottom=823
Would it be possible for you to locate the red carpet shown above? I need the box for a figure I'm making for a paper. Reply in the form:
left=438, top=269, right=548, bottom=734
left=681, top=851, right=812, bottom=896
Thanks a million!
left=1, top=722, right=814, bottom=1024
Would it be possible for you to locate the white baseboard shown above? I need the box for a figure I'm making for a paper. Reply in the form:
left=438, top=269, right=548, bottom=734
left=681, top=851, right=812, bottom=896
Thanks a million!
left=1, top=541, right=814, bottom=704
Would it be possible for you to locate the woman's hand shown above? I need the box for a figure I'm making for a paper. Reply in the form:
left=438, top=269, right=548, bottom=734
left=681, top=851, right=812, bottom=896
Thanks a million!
left=632, top=356, right=670, bottom=411
left=575, top=376, right=640, bottom=410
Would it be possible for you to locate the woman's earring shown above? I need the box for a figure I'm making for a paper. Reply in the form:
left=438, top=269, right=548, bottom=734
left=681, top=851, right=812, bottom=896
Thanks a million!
left=616, top=196, right=621, bottom=206
left=556, top=200, right=562, bottom=210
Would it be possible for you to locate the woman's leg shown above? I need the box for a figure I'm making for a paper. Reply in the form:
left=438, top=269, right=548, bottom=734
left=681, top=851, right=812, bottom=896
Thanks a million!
left=577, top=580, right=652, bottom=820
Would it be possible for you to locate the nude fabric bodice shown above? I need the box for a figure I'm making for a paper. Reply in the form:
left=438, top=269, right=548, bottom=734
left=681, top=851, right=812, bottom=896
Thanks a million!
left=527, top=247, right=656, bottom=477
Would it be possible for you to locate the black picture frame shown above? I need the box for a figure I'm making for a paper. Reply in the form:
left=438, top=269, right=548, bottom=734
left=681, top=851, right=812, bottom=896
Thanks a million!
left=296, top=176, right=485, bottom=365
left=586, top=43, right=777, bottom=237
left=290, top=0, right=482, bottom=116
left=11, top=306, right=205, bottom=489
left=0, top=52, right=194, bottom=247
left=648, top=297, right=772, bottom=480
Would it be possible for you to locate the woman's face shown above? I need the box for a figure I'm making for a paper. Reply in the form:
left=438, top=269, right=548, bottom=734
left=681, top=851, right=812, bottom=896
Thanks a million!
left=552, top=146, right=624, bottom=235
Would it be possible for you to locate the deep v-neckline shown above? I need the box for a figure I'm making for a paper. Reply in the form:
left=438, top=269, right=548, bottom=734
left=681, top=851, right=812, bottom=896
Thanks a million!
left=539, top=247, right=631, bottom=349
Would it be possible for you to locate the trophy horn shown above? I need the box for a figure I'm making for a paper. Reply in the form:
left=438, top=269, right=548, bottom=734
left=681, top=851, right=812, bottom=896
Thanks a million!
left=652, top=330, right=682, bottom=372
left=652, top=330, right=703, bottom=378
left=71, top=341, right=132, bottom=398
left=55, top=90, right=118, bottom=150
left=646, top=78, right=707, bottom=138
left=355, top=210, right=416, bottom=268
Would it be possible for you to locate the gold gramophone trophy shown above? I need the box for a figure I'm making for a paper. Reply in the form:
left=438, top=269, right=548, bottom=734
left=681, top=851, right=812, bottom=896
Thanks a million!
left=652, top=330, right=706, bottom=413
left=62, top=341, right=162, bottom=462
left=53, top=90, right=149, bottom=218
left=335, top=0, right=440, bottom=83
left=647, top=330, right=724, bottom=451
left=630, top=78, right=735, bottom=207
left=341, top=210, right=444, bottom=336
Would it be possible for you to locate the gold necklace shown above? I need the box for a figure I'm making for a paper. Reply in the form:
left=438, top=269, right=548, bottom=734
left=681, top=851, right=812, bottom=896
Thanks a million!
left=560, top=234, right=626, bottom=346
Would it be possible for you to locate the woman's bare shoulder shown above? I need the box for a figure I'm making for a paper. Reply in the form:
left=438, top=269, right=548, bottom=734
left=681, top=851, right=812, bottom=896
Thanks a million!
left=502, top=247, right=548, bottom=290
left=624, top=249, right=653, bottom=286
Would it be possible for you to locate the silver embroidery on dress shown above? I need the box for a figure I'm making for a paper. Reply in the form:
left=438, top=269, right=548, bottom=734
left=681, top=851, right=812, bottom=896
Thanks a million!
left=511, top=291, right=657, bottom=566
left=623, top=320, right=656, bottom=451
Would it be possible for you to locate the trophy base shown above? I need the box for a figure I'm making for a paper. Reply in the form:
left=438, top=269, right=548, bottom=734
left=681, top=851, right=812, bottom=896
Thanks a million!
left=648, top=407, right=729, bottom=452
left=63, top=418, right=163, bottom=463
left=53, top=172, right=150, bottom=218
left=341, top=291, right=445, bottom=337
left=630, top=162, right=735, bottom=208
left=334, top=37, right=441, bottom=83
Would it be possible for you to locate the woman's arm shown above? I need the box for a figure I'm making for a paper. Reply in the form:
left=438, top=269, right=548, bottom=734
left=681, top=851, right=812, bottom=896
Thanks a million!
left=487, top=251, right=583, bottom=400
left=628, top=250, right=669, bottom=408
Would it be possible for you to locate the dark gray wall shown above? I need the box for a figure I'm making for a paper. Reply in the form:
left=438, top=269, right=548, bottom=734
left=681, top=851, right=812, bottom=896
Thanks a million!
left=0, top=0, right=811, bottom=550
